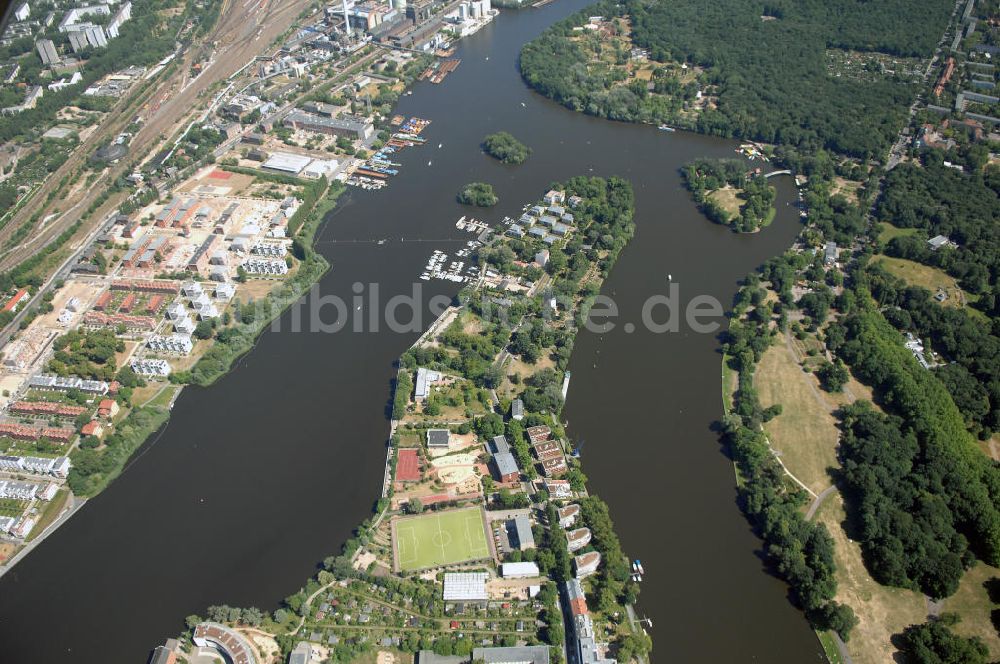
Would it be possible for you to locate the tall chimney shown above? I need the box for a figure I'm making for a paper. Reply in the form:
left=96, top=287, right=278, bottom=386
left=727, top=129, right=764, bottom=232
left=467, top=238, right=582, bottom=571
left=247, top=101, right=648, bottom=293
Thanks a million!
left=342, top=0, right=352, bottom=37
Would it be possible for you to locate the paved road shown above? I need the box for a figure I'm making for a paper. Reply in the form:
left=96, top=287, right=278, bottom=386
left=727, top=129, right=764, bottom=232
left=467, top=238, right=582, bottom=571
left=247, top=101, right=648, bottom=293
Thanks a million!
left=0, top=0, right=312, bottom=273
left=0, top=494, right=87, bottom=581
left=0, top=213, right=118, bottom=349
left=805, top=485, right=836, bottom=521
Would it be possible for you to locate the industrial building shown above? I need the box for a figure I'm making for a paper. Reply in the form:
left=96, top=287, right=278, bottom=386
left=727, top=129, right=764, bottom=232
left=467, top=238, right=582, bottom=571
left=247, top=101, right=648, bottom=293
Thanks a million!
left=471, top=646, right=550, bottom=664
left=262, top=151, right=312, bottom=175
left=283, top=109, right=375, bottom=141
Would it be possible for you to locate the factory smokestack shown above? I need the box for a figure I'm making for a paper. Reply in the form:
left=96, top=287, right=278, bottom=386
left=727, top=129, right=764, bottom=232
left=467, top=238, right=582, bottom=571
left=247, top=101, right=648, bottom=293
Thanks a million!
left=342, top=0, right=352, bottom=37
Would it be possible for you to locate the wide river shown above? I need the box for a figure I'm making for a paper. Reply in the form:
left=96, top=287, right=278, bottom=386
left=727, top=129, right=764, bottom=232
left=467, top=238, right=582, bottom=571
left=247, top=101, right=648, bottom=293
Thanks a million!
left=0, top=2, right=826, bottom=662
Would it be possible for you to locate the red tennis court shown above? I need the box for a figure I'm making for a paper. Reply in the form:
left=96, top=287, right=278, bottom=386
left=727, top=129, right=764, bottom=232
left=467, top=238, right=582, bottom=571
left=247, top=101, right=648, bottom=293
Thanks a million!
left=397, top=449, right=421, bottom=482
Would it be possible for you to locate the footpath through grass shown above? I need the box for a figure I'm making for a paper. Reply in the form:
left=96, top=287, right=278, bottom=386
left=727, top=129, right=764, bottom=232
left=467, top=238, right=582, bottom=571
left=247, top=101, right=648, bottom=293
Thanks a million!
left=753, top=330, right=1000, bottom=662
left=754, top=340, right=840, bottom=495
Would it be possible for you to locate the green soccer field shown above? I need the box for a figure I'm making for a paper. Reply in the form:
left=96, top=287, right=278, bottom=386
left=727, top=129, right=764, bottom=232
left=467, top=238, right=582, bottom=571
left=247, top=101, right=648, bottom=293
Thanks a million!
left=393, top=507, right=491, bottom=571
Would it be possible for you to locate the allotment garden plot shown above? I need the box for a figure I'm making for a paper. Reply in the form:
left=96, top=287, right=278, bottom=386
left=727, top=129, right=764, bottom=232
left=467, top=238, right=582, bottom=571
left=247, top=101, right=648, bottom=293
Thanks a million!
left=392, top=507, right=492, bottom=572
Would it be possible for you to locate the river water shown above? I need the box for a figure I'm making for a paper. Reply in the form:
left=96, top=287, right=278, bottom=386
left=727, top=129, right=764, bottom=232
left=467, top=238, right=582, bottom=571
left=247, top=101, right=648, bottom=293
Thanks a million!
left=0, top=2, right=825, bottom=662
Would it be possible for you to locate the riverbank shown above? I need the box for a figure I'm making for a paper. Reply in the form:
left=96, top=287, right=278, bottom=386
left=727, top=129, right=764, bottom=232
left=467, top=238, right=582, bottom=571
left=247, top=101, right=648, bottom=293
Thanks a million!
left=716, top=143, right=1000, bottom=662
left=0, top=176, right=345, bottom=574
left=160, top=177, right=650, bottom=663
left=521, top=0, right=995, bottom=660
left=0, top=2, right=827, bottom=659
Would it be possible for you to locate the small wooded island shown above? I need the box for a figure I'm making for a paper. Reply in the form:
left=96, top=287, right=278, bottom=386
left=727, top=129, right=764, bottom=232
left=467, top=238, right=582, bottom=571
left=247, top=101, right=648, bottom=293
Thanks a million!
left=457, top=181, right=499, bottom=207
left=482, top=131, right=532, bottom=165
left=681, top=158, right=776, bottom=233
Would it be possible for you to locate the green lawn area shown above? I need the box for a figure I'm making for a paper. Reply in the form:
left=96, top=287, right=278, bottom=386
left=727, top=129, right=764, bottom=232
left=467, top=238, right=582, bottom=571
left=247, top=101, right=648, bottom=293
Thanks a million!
left=27, top=488, right=69, bottom=542
left=397, top=431, right=423, bottom=448
left=143, top=385, right=180, bottom=409
left=877, top=222, right=919, bottom=244
left=874, top=255, right=983, bottom=316
left=816, top=631, right=845, bottom=664
left=393, top=507, right=491, bottom=572
left=875, top=255, right=958, bottom=295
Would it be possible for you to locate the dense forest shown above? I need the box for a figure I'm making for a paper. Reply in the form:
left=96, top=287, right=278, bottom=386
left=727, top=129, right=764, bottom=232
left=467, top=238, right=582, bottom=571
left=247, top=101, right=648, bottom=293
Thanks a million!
left=866, top=265, right=1000, bottom=438
left=520, top=0, right=951, bottom=157
left=716, top=134, right=1000, bottom=641
left=48, top=329, right=123, bottom=381
left=681, top=158, right=776, bottom=232
left=877, top=155, right=1000, bottom=300
left=866, top=153, right=1000, bottom=442
left=898, top=614, right=990, bottom=664
left=826, top=300, right=1000, bottom=595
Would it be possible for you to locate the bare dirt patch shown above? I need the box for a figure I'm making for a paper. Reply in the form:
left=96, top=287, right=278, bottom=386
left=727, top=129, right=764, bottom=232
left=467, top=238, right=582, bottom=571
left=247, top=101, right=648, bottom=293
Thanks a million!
left=708, top=185, right=743, bottom=219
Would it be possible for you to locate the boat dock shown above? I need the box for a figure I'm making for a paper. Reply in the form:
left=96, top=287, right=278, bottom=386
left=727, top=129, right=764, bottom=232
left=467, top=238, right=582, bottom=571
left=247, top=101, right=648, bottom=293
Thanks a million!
left=419, top=59, right=461, bottom=84
left=456, top=216, right=490, bottom=234
left=347, top=117, right=431, bottom=191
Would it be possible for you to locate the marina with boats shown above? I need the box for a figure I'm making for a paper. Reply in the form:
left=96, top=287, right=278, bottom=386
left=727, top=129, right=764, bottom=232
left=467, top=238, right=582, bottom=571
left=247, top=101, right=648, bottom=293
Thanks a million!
left=346, top=117, right=432, bottom=190
left=419, top=245, right=481, bottom=283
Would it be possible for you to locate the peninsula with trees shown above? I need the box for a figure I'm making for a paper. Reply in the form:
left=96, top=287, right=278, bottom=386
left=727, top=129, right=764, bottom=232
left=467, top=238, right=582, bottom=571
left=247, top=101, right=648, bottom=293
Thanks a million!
left=161, top=178, right=651, bottom=664
left=681, top=158, right=776, bottom=232
left=523, top=0, right=1000, bottom=662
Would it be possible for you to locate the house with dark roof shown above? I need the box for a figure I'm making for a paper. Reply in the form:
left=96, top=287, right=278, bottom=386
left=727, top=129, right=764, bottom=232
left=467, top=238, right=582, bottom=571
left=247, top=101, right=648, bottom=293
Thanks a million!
left=508, top=514, right=535, bottom=550
left=493, top=451, right=519, bottom=483
left=427, top=429, right=450, bottom=448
